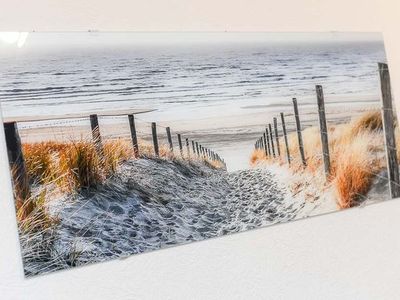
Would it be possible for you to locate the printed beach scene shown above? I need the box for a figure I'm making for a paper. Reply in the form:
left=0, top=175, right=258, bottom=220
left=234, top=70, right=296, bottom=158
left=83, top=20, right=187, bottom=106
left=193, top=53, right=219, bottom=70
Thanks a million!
left=0, top=32, right=398, bottom=276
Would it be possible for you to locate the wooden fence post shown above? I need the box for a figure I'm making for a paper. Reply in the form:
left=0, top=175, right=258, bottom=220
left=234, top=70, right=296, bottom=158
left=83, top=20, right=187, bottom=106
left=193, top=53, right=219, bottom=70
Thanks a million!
left=185, top=138, right=190, bottom=158
left=192, top=140, right=196, bottom=155
left=273, top=117, right=281, bottom=156
left=292, top=98, right=307, bottom=166
left=177, top=134, right=183, bottom=156
left=151, top=122, right=159, bottom=156
left=195, top=142, right=200, bottom=156
left=316, top=85, right=331, bottom=178
left=265, top=128, right=271, bottom=156
left=166, top=127, right=173, bottom=151
left=268, top=123, right=276, bottom=157
left=263, top=133, right=268, bottom=156
left=378, top=62, right=400, bottom=198
left=280, top=112, right=291, bottom=165
left=90, top=114, right=104, bottom=156
left=128, top=114, right=139, bottom=158
left=4, top=121, right=30, bottom=208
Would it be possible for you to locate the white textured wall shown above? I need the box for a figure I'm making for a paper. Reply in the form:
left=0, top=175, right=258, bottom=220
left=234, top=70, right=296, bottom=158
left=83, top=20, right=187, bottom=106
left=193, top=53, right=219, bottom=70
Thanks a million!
left=1, top=1, right=400, bottom=298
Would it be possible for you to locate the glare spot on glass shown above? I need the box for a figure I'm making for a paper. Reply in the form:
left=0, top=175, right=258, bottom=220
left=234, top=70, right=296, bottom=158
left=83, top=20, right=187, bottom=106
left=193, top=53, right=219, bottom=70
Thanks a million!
left=0, top=32, right=29, bottom=48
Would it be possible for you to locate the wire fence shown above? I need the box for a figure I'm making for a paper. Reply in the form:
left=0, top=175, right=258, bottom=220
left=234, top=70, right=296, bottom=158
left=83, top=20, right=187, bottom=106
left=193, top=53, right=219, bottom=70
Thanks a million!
left=4, top=111, right=227, bottom=201
left=253, top=62, right=400, bottom=200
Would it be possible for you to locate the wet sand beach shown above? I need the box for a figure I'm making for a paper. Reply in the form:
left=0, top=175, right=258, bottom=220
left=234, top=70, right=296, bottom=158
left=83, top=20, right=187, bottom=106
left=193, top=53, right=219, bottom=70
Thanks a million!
left=17, top=94, right=380, bottom=171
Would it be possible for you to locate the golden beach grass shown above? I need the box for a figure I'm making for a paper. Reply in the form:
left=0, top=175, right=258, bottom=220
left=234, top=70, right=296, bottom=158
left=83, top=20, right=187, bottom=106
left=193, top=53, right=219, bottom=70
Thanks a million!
left=18, top=137, right=222, bottom=224
left=250, top=110, right=391, bottom=208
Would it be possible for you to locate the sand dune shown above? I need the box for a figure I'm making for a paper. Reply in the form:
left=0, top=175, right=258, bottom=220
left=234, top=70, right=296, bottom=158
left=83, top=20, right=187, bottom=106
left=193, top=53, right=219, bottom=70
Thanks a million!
left=21, top=156, right=337, bottom=276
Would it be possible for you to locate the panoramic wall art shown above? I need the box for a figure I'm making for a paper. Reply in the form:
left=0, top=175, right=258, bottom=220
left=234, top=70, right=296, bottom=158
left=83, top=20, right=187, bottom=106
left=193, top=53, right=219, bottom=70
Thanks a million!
left=0, top=32, right=398, bottom=276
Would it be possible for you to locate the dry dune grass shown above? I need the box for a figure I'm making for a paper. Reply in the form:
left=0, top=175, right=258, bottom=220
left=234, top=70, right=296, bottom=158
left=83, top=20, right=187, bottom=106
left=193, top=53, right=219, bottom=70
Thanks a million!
left=250, top=149, right=267, bottom=165
left=334, top=133, right=381, bottom=208
left=251, top=110, right=392, bottom=208
left=19, top=137, right=222, bottom=224
left=205, top=158, right=225, bottom=169
left=349, top=110, right=383, bottom=136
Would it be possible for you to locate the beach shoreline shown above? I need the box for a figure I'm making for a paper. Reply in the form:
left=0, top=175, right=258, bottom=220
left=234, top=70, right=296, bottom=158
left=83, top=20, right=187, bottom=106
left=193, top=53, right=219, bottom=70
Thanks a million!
left=15, top=94, right=380, bottom=171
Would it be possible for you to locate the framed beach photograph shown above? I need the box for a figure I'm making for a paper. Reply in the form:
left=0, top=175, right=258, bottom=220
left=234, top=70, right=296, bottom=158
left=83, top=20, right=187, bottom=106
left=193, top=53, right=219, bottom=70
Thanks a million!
left=0, top=31, right=398, bottom=277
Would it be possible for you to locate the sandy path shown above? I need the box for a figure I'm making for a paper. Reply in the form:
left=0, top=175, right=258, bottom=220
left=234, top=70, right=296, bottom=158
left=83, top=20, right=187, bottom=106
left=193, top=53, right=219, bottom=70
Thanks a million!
left=222, top=169, right=297, bottom=232
left=21, top=158, right=300, bottom=276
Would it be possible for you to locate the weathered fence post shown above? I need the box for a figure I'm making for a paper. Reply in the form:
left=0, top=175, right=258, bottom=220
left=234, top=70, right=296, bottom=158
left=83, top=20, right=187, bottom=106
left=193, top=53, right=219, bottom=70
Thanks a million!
left=268, top=123, right=276, bottom=157
left=151, top=122, right=159, bottom=156
left=90, top=114, right=104, bottom=156
left=273, top=117, right=281, bottom=157
left=316, top=85, right=331, bottom=179
left=166, top=127, right=173, bottom=151
left=378, top=62, right=400, bottom=198
left=177, top=134, right=183, bottom=157
left=263, top=133, right=268, bottom=156
left=195, top=142, right=200, bottom=156
left=192, top=140, right=196, bottom=155
left=4, top=121, right=30, bottom=208
left=292, top=98, right=307, bottom=166
left=185, top=138, right=190, bottom=158
left=265, top=128, right=271, bottom=156
left=280, top=112, right=291, bottom=165
left=128, top=114, right=139, bottom=158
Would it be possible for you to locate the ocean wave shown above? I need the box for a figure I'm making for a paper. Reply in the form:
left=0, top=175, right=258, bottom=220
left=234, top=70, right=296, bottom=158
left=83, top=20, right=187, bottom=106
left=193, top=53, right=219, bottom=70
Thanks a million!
left=53, top=72, right=80, bottom=76
left=256, top=74, right=285, bottom=78
left=109, top=77, right=133, bottom=82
